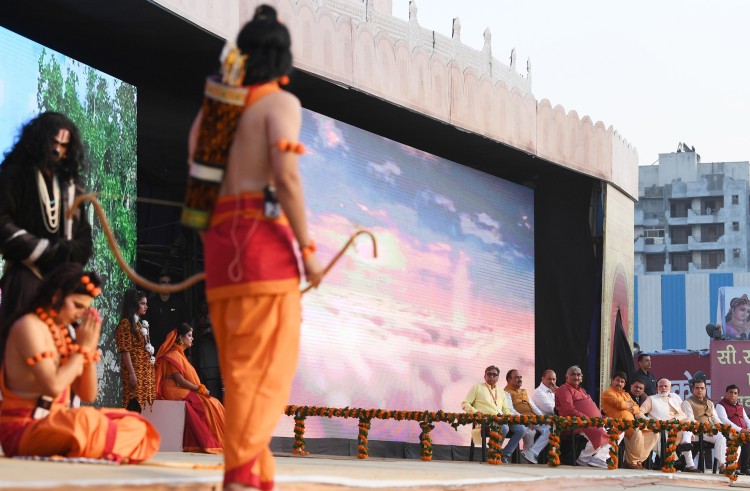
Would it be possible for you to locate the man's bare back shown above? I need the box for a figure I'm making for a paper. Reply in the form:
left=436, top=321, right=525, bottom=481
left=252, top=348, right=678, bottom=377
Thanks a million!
left=222, top=90, right=301, bottom=196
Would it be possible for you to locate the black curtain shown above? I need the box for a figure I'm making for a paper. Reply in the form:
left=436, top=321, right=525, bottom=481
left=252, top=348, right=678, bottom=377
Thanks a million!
left=534, top=169, right=600, bottom=394
left=612, top=308, right=636, bottom=380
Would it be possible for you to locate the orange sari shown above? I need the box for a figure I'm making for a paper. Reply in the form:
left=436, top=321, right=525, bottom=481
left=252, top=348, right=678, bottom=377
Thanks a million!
left=154, top=330, right=225, bottom=454
left=0, top=367, right=159, bottom=462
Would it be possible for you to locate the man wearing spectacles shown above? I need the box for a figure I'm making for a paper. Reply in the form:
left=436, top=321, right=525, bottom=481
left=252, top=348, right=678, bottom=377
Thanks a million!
left=461, top=365, right=525, bottom=463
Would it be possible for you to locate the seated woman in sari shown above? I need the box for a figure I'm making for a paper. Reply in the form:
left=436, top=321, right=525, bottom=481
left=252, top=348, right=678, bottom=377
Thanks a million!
left=155, top=323, right=225, bottom=453
left=0, top=264, right=160, bottom=462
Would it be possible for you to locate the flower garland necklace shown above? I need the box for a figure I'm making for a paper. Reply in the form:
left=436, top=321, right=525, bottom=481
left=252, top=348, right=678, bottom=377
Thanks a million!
left=36, top=307, right=72, bottom=362
left=136, top=316, right=155, bottom=365
left=32, top=307, right=100, bottom=366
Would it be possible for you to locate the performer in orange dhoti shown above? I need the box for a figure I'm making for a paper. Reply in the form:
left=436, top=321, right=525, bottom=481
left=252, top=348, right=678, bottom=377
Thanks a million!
left=190, top=5, right=322, bottom=490
left=155, top=323, right=225, bottom=454
left=0, top=263, right=159, bottom=462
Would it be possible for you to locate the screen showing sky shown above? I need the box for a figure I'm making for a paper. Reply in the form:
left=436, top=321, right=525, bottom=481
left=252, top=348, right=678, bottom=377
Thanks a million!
left=275, top=108, right=536, bottom=445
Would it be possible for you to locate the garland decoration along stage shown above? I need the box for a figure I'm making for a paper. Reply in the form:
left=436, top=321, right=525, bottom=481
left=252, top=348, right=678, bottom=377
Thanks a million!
left=419, top=420, right=435, bottom=461
left=606, top=427, right=620, bottom=470
left=662, top=423, right=679, bottom=473
left=358, top=417, right=371, bottom=459
left=283, top=405, right=745, bottom=479
left=67, top=194, right=377, bottom=295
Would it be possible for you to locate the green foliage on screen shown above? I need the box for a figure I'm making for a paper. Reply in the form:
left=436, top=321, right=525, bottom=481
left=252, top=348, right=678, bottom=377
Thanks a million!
left=37, top=50, right=137, bottom=407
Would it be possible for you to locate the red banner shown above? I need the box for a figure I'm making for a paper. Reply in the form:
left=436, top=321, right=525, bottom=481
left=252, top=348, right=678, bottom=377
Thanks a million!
left=637, top=351, right=710, bottom=401
left=710, top=339, right=750, bottom=406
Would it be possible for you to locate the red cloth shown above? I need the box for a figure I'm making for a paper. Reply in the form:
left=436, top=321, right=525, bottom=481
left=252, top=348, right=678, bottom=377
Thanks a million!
left=555, top=383, right=609, bottom=448
left=203, top=193, right=299, bottom=300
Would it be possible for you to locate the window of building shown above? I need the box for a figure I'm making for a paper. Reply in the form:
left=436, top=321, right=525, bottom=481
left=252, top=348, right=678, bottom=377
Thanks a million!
left=644, top=227, right=664, bottom=244
left=734, top=249, right=741, bottom=259
left=734, top=222, right=740, bottom=232
left=701, top=197, right=723, bottom=215
left=733, top=195, right=739, bottom=205
left=701, top=250, right=725, bottom=269
left=670, top=253, right=691, bottom=272
left=669, top=226, right=690, bottom=244
left=700, top=223, right=724, bottom=243
left=645, top=254, right=665, bottom=272
left=670, top=200, right=690, bottom=218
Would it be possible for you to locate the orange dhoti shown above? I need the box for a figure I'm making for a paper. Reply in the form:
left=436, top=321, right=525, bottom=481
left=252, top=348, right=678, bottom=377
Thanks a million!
left=0, top=370, right=159, bottom=462
left=204, top=194, right=302, bottom=489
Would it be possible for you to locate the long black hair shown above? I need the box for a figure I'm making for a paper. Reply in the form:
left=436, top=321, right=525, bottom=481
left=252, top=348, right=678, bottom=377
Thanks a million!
left=237, top=5, right=293, bottom=85
left=1, top=112, right=87, bottom=181
left=0, top=263, right=102, bottom=365
left=119, top=288, right=146, bottom=336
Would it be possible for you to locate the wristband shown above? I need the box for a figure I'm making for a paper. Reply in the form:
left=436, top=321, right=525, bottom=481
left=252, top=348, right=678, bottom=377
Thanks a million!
left=301, top=240, right=317, bottom=259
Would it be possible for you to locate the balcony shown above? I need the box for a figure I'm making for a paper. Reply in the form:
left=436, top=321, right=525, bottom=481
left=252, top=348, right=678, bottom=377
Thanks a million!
left=635, top=209, right=663, bottom=227
left=665, top=239, right=689, bottom=253
left=635, top=236, right=666, bottom=253
left=688, top=235, right=726, bottom=251
left=689, top=260, right=728, bottom=273
left=687, top=207, right=726, bottom=224
left=665, top=210, right=688, bottom=226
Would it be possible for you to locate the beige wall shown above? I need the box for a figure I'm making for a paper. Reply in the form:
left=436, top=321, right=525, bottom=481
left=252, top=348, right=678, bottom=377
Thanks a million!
left=154, top=0, right=638, bottom=199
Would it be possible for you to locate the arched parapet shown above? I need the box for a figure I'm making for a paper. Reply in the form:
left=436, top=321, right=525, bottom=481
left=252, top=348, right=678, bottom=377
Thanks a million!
left=153, top=0, right=638, bottom=198
left=611, top=131, right=639, bottom=196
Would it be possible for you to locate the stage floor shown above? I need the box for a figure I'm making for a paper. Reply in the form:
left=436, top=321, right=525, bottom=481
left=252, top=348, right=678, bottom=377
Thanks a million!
left=0, top=452, right=745, bottom=491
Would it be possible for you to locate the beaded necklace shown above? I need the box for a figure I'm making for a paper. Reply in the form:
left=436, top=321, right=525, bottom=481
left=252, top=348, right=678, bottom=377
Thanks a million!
left=36, top=307, right=74, bottom=363
left=36, top=170, right=61, bottom=233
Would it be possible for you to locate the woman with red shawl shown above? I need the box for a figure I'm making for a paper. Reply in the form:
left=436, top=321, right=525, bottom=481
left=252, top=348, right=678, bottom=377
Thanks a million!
left=155, top=323, right=225, bottom=453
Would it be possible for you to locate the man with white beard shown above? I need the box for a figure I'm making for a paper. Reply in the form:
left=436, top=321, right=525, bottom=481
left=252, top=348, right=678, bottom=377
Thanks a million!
left=640, top=378, right=698, bottom=472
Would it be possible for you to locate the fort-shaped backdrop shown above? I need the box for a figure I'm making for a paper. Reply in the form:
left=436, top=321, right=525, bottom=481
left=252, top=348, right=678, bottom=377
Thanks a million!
left=152, top=0, right=638, bottom=198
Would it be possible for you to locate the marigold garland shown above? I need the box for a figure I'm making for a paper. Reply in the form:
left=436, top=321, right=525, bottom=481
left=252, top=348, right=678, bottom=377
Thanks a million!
left=282, top=404, right=749, bottom=481
left=547, top=431, right=562, bottom=466
left=292, top=415, right=309, bottom=455
left=419, top=421, right=434, bottom=461
left=486, top=420, right=504, bottom=465
left=607, top=426, right=621, bottom=470
left=661, top=424, right=678, bottom=473
left=725, top=431, right=739, bottom=481
left=358, top=417, right=371, bottom=459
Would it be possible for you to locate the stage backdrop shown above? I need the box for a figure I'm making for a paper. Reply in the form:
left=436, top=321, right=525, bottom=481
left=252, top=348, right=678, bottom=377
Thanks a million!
left=0, top=26, right=137, bottom=407
left=273, top=109, right=536, bottom=446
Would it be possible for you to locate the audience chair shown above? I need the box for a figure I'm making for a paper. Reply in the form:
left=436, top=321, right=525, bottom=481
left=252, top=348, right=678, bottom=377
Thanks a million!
left=694, top=434, right=718, bottom=474
left=468, top=422, right=487, bottom=463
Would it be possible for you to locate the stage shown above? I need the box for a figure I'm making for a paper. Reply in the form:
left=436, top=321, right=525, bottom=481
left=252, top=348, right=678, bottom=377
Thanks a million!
left=0, top=451, right=744, bottom=491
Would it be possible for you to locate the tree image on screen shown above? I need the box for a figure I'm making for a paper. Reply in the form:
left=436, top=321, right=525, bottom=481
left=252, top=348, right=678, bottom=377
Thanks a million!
left=36, top=49, right=137, bottom=407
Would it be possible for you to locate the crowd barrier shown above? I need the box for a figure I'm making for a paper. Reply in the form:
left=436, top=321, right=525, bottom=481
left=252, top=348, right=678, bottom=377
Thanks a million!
left=284, top=405, right=750, bottom=482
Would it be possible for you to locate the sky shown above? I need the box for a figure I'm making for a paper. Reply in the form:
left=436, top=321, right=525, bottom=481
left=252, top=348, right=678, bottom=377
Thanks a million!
left=390, top=0, right=750, bottom=166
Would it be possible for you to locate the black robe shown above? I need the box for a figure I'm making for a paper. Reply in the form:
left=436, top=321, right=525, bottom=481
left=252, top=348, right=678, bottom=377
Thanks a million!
left=0, top=162, right=92, bottom=317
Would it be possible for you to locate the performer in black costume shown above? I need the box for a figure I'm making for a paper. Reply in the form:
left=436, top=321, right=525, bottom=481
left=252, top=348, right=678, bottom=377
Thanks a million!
left=0, top=112, right=93, bottom=320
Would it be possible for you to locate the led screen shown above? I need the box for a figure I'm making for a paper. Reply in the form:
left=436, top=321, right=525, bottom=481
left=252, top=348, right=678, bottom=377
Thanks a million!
left=274, top=108, right=536, bottom=445
left=0, top=26, right=137, bottom=407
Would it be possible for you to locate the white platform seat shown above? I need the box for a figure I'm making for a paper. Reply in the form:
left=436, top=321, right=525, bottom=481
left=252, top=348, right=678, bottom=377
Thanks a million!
left=142, top=400, right=186, bottom=452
